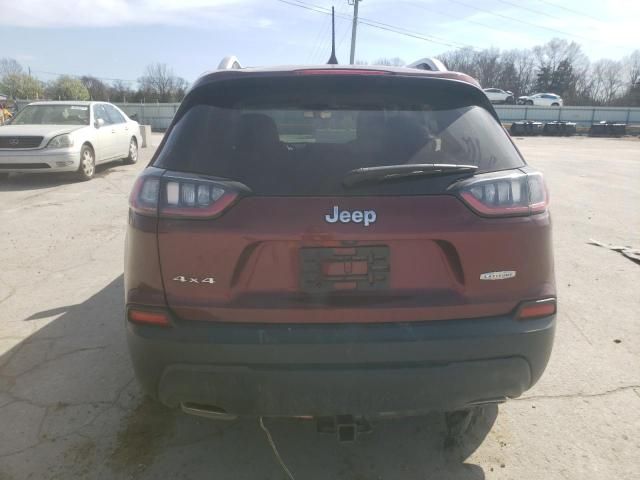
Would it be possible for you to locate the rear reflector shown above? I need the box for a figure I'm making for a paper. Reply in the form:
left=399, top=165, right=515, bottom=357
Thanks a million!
left=517, top=298, right=556, bottom=319
left=295, top=69, right=391, bottom=76
left=128, top=309, right=171, bottom=327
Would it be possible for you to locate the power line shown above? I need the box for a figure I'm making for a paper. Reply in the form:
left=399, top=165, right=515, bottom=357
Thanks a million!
left=535, top=0, right=603, bottom=23
left=320, top=2, right=351, bottom=63
left=447, top=0, right=627, bottom=49
left=448, top=0, right=589, bottom=39
left=406, top=1, right=508, bottom=37
left=307, top=5, right=332, bottom=63
left=496, top=0, right=567, bottom=21
left=274, top=0, right=472, bottom=50
left=308, top=2, right=351, bottom=64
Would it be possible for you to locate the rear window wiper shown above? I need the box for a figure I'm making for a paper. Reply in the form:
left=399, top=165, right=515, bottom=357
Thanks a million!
left=342, top=163, right=478, bottom=188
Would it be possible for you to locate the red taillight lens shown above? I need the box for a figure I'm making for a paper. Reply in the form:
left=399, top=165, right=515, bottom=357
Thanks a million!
left=456, top=170, right=548, bottom=217
left=129, top=174, right=239, bottom=219
left=516, top=298, right=556, bottom=319
left=128, top=309, right=171, bottom=327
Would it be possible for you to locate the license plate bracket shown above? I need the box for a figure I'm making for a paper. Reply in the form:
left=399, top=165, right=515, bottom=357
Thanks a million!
left=300, top=246, right=390, bottom=293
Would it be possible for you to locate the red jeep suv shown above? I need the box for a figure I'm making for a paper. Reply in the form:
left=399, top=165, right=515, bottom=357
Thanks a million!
left=125, top=65, right=555, bottom=433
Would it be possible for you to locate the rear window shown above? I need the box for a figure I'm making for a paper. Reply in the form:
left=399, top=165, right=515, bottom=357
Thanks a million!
left=154, top=75, right=523, bottom=195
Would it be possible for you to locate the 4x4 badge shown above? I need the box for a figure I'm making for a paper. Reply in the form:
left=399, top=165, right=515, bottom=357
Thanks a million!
left=172, top=276, right=216, bottom=284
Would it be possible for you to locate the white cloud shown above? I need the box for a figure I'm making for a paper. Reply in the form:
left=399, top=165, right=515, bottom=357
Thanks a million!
left=0, top=0, right=263, bottom=28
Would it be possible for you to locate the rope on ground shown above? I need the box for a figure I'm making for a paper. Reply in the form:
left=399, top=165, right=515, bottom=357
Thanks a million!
left=259, top=416, right=296, bottom=480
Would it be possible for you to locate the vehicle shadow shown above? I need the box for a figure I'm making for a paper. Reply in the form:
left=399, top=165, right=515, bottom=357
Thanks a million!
left=0, top=275, right=493, bottom=479
left=0, top=161, right=131, bottom=192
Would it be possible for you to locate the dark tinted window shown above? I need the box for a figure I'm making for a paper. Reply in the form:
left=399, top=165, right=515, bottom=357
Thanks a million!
left=154, top=76, right=523, bottom=195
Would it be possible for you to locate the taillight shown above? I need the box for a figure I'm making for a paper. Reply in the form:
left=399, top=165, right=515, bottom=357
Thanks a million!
left=454, top=170, right=548, bottom=217
left=129, top=173, right=239, bottom=219
left=516, top=298, right=556, bottom=320
left=128, top=308, right=171, bottom=327
left=129, top=176, right=160, bottom=216
left=160, top=178, right=238, bottom=218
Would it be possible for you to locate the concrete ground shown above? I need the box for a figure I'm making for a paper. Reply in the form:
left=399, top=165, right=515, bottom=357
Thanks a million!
left=0, top=135, right=638, bottom=479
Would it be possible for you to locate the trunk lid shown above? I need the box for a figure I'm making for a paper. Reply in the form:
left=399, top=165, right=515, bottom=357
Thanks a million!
left=157, top=195, right=553, bottom=323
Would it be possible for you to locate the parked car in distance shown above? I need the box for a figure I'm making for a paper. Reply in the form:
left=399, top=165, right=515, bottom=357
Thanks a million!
left=517, top=93, right=563, bottom=106
left=0, top=101, right=141, bottom=181
left=125, top=64, right=556, bottom=440
left=483, top=88, right=514, bottom=104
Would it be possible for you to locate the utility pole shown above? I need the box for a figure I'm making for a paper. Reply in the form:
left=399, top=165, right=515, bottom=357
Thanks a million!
left=349, top=0, right=361, bottom=64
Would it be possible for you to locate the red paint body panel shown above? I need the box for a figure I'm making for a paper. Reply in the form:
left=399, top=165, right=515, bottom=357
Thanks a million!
left=124, top=213, right=166, bottom=308
left=155, top=195, right=554, bottom=323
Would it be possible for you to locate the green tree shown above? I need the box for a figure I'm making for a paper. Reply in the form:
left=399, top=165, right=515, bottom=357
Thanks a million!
left=46, top=75, right=90, bottom=100
left=0, top=73, right=44, bottom=99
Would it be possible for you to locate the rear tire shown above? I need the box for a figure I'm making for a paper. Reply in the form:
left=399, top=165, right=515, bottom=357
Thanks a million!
left=551, top=102, right=560, bottom=106
left=77, top=145, right=95, bottom=181
left=526, top=100, right=534, bottom=105
left=506, top=96, right=514, bottom=104
left=444, top=405, right=498, bottom=460
left=123, top=137, right=138, bottom=165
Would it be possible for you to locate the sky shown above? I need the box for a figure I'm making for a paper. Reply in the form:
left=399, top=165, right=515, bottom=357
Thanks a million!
left=0, top=0, right=638, bottom=86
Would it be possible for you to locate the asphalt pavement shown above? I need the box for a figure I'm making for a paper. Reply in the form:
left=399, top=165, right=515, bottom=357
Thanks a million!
left=0, top=134, right=638, bottom=479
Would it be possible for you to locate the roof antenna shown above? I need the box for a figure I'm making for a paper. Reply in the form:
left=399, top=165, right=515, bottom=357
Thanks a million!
left=327, top=6, right=339, bottom=65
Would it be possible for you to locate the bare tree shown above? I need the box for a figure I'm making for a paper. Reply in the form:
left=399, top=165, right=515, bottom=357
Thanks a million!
left=109, top=80, right=134, bottom=103
left=591, top=59, right=625, bottom=105
left=504, top=49, right=536, bottom=96
left=439, top=47, right=477, bottom=78
left=622, top=50, right=640, bottom=86
left=138, top=63, right=188, bottom=102
left=474, top=49, right=501, bottom=87
left=0, top=58, right=23, bottom=77
left=372, top=57, right=405, bottom=66
left=81, top=76, right=109, bottom=101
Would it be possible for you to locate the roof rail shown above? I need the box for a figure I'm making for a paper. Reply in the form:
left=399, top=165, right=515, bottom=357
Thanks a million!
left=407, top=58, right=447, bottom=72
left=217, top=56, right=242, bottom=70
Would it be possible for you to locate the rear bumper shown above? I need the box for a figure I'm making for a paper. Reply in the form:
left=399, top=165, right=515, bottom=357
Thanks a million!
left=126, top=313, right=555, bottom=416
left=0, top=148, right=80, bottom=173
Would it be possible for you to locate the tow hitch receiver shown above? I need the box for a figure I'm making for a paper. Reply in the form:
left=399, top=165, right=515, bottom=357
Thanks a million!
left=316, top=415, right=372, bottom=442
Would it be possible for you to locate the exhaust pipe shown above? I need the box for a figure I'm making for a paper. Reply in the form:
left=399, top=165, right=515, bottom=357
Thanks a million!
left=181, top=402, right=238, bottom=421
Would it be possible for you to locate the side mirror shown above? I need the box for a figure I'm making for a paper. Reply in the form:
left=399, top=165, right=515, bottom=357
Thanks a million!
left=94, top=118, right=105, bottom=129
left=129, top=113, right=139, bottom=122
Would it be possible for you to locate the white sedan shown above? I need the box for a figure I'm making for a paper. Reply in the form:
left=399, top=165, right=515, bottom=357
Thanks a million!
left=517, top=93, right=563, bottom=107
left=0, top=101, right=141, bottom=181
left=483, top=88, right=514, bottom=104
